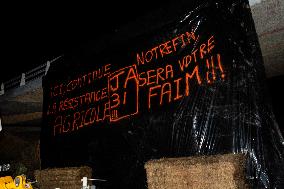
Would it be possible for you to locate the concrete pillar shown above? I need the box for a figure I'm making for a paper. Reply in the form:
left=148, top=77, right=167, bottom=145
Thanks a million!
left=45, top=61, right=51, bottom=75
left=0, top=83, right=4, bottom=95
left=20, top=73, right=25, bottom=86
left=0, top=118, right=2, bottom=132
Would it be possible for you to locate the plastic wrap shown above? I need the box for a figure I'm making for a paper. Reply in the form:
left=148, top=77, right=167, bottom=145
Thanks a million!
left=41, top=0, right=284, bottom=188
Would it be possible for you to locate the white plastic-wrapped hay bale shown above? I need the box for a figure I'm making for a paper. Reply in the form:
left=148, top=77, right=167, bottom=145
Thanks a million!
left=34, top=166, right=92, bottom=189
left=145, top=153, right=249, bottom=189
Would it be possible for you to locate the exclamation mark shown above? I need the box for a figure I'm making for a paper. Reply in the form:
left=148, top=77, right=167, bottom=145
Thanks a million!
left=211, top=56, right=216, bottom=81
left=206, top=59, right=211, bottom=84
left=217, top=54, right=225, bottom=79
left=112, top=110, right=118, bottom=119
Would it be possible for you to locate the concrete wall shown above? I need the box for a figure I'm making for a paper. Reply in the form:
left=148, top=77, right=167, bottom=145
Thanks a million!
left=250, top=0, right=284, bottom=77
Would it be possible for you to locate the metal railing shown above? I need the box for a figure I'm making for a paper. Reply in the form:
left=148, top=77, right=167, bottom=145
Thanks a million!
left=0, top=55, right=63, bottom=95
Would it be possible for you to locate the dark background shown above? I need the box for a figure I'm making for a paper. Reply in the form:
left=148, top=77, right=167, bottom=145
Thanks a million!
left=0, top=1, right=283, bottom=188
left=0, top=1, right=172, bottom=82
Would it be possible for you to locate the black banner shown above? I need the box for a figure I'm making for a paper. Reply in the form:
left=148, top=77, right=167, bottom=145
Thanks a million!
left=41, top=0, right=284, bottom=188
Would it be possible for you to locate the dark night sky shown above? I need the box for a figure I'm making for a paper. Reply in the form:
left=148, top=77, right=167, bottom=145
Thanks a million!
left=0, top=1, right=171, bottom=83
